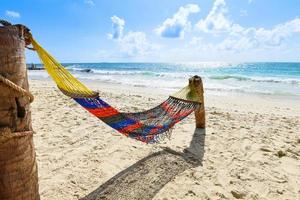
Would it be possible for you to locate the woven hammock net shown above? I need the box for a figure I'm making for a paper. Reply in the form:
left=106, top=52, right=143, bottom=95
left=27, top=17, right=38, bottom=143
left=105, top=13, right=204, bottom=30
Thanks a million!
left=30, top=35, right=200, bottom=143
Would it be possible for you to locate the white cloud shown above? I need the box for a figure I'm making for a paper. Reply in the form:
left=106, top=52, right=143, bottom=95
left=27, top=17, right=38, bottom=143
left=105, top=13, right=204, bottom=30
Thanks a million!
left=118, top=31, right=158, bottom=57
left=248, top=0, right=253, bottom=4
left=108, top=15, right=125, bottom=40
left=193, top=0, right=300, bottom=52
left=104, top=1, right=300, bottom=61
left=223, top=18, right=300, bottom=51
left=155, top=4, right=200, bottom=38
left=108, top=16, right=158, bottom=57
left=253, top=18, right=300, bottom=47
left=192, top=18, right=300, bottom=53
left=5, top=10, right=20, bottom=18
left=196, top=0, right=231, bottom=33
left=217, top=36, right=256, bottom=51
left=84, top=0, right=95, bottom=6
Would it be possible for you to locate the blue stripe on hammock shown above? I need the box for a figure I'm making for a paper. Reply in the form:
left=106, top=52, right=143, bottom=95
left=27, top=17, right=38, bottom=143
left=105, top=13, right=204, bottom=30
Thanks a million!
left=140, top=124, right=169, bottom=136
left=109, top=118, right=137, bottom=130
left=74, top=97, right=111, bottom=109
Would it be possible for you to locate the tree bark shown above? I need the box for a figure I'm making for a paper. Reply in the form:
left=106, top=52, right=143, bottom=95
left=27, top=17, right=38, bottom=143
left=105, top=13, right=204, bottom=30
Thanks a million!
left=191, top=76, right=205, bottom=128
left=0, top=22, right=40, bottom=200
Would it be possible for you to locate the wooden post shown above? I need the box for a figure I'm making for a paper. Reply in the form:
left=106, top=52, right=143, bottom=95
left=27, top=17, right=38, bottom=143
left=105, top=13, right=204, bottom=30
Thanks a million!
left=0, top=21, right=40, bottom=199
left=190, top=75, right=205, bottom=128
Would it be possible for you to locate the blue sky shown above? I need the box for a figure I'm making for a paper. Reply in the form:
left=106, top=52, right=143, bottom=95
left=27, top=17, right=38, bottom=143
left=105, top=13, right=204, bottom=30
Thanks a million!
left=1, top=0, right=300, bottom=63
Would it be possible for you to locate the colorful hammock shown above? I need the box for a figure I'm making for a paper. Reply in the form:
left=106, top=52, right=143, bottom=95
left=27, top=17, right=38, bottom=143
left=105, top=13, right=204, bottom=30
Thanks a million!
left=29, top=35, right=201, bottom=143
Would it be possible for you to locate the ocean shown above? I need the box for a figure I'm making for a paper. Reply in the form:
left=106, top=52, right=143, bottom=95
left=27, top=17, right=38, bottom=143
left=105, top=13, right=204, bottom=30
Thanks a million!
left=28, top=62, right=300, bottom=97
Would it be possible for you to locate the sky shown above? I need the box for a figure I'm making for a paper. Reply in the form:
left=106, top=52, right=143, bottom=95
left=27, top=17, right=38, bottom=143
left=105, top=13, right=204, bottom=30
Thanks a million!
left=1, top=0, right=300, bottom=63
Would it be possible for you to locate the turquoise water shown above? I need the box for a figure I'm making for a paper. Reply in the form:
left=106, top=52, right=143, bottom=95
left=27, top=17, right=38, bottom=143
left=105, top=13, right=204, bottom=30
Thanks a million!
left=29, top=62, right=300, bottom=96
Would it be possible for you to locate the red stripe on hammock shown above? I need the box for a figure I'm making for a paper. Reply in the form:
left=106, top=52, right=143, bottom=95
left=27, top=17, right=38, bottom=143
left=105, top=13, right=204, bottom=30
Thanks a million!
left=172, top=109, right=194, bottom=119
left=161, top=101, right=173, bottom=113
left=149, top=125, right=163, bottom=134
left=120, top=122, right=143, bottom=134
left=86, top=107, right=119, bottom=117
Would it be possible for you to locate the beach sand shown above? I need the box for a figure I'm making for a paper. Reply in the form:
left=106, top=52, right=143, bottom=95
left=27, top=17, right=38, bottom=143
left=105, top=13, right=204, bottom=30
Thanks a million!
left=29, top=79, right=300, bottom=200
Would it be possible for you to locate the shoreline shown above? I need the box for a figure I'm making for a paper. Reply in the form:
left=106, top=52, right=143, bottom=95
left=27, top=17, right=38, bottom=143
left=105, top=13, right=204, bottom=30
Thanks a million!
left=29, top=78, right=300, bottom=115
left=28, top=65, right=300, bottom=99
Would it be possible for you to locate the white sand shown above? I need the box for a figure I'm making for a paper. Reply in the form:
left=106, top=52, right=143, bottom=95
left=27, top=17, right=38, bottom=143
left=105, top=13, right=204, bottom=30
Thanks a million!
left=29, top=79, right=300, bottom=200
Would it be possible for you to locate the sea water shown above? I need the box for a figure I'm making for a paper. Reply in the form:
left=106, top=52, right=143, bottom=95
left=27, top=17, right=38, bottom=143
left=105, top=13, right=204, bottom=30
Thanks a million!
left=28, top=62, right=300, bottom=97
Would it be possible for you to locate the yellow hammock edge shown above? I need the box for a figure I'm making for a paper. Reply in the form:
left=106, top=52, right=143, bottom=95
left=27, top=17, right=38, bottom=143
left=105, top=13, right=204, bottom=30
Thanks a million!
left=29, top=35, right=97, bottom=97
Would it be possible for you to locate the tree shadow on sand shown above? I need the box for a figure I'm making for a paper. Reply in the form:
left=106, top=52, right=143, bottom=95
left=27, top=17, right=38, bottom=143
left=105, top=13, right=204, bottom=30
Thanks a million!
left=80, top=128, right=206, bottom=200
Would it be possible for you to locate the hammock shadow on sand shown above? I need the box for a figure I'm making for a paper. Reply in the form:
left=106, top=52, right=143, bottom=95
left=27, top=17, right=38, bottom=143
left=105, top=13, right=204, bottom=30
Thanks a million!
left=80, top=128, right=206, bottom=200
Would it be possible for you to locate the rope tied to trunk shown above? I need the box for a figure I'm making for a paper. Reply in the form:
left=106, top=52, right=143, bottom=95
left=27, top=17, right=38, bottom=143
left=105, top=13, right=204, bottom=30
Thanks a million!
left=0, top=74, right=34, bottom=103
